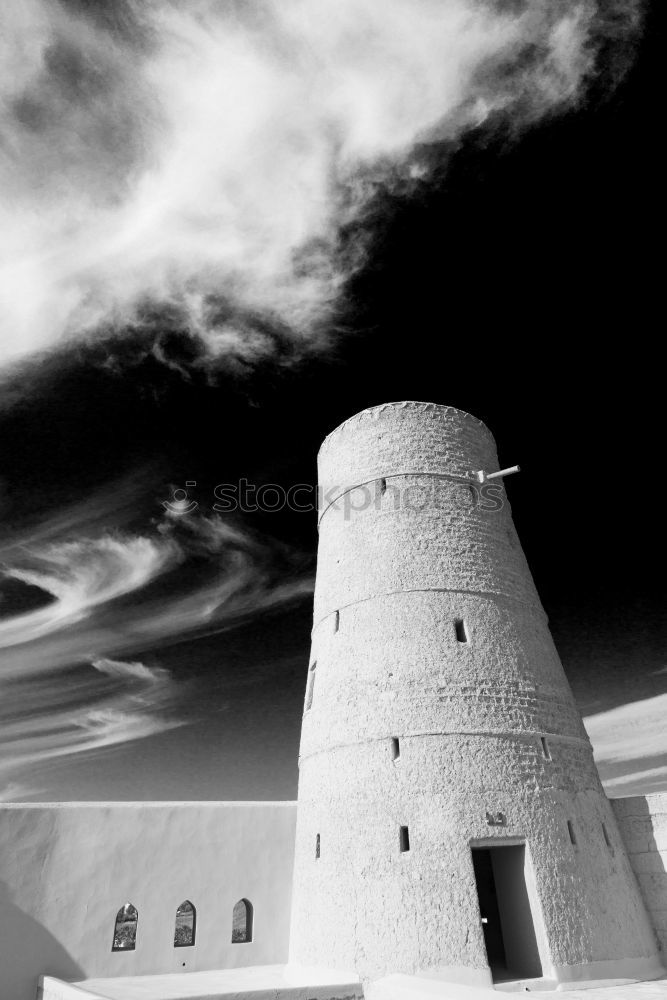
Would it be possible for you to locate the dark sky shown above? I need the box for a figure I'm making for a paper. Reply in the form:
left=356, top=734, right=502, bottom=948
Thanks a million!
left=0, top=0, right=663, bottom=802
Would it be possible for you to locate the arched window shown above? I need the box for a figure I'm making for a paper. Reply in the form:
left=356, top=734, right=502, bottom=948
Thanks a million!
left=174, top=900, right=196, bottom=947
left=112, top=902, right=138, bottom=951
left=231, top=898, right=253, bottom=943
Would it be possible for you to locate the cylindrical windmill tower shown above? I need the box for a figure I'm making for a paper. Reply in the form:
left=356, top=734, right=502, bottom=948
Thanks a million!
left=289, top=401, right=662, bottom=989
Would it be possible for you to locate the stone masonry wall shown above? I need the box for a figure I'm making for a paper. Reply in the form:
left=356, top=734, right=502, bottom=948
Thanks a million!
left=0, top=802, right=296, bottom=1000
left=612, top=795, right=667, bottom=956
left=289, top=402, right=662, bottom=987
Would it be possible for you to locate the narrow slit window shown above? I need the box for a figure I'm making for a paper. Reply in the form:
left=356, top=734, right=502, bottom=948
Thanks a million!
left=315, top=833, right=320, bottom=859
left=541, top=736, right=551, bottom=760
left=334, top=610, right=340, bottom=633
left=112, top=903, right=138, bottom=952
left=174, top=900, right=196, bottom=948
left=391, top=737, right=400, bottom=761
left=567, top=820, right=577, bottom=846
left=602, top=823, right=612, bottom=848
left=399, top=825, right=410, bottom=853
left=455, top=618, right=468, bottom=643
left=231, top=898, right=253, bottom=943
left=305, top=662, right=316, bottom=711
left=379, top=477, right=387, bottom=495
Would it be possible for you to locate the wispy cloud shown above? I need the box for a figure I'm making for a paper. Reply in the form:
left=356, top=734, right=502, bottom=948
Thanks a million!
left=91, top=656, right=169, bottom=683
left=0, top=0, right=640, bottom=368
left=0, top=534, right=180, bottom=651
left=0, top=653, right=182, bottom=799
left=0, top=493, right=312, bottom=796
left=0, top=503, right=311, bottom=673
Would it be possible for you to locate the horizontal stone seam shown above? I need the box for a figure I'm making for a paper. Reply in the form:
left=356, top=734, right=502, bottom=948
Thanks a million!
left=298, top=729, right=593, bottom=763
left=317, top=470, right=481, bottom=525
left=312, top=586, right=546, bottom=634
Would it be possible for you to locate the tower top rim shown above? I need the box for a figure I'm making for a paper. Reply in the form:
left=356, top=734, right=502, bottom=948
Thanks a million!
left=319, top=401, right=494, bottom=456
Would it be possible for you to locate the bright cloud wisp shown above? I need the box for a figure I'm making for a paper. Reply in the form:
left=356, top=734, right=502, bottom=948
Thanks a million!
left=0, top=0, right=640, bottom=367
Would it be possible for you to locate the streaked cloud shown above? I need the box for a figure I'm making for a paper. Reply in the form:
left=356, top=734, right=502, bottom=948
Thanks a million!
left=0, top=534, right=181, bottom=651
left=584, top=693, right=667, bottom=765
left=604, top=766, right=667, bottom=793
left=0, top=488, right=312, bottom=797
left=91, top=656, right=168, bottom=683
left=584, top=693, right=667, bottom=797
left=0, top=499, right=311, bottom=673
left=0, top=653, right=182, bottom=799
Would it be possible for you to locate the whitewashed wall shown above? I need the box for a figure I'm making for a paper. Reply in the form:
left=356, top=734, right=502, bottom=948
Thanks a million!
left=612, top=794, right=667, bottom=956
left=0, top=802, right=296, bottom=1000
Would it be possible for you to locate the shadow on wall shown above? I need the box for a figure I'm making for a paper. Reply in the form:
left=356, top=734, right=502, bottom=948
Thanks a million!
left=0, top=879, right=85, bottom=1000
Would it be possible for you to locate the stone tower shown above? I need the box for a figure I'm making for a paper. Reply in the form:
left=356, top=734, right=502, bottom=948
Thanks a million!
left=289, top=402, right=662, bottom=989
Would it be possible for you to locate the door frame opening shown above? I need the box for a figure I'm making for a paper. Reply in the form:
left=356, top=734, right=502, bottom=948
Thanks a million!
left=470, top=838, right=546, bottom=985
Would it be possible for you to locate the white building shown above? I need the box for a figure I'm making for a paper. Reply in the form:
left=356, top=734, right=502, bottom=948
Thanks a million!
left=1, top=403, right=666, bottom=1000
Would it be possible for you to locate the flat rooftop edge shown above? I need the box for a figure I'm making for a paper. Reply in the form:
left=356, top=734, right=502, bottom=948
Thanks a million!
left=68, top=964, right=363, bottom=1000
left=0, top=800, right=297, bottom=809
